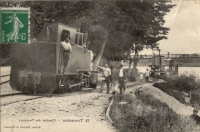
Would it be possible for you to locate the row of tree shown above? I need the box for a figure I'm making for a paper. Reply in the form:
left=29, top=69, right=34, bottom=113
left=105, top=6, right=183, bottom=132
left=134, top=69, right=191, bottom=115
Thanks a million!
left=1, top=1, right=175, bottom=76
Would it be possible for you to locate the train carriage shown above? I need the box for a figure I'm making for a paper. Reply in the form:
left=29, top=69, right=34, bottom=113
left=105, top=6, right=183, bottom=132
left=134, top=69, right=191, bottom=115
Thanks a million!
left=9, top=22, right=98, bottom=95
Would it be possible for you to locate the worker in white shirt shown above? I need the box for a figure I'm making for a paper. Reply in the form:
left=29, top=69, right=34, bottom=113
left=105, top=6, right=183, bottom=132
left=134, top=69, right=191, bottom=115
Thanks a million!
left=60, top=36, right=72, bottom=74
left=96, top=64, right=111, bottom=94
left=118, top=64, right=126, bottom=94
left=145, top=68, right=150, bottom=82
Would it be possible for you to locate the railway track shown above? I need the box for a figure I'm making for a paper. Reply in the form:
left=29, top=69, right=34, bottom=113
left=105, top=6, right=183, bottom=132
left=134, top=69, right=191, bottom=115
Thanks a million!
left=0, top=74, right=10, bottom=85
left=0, top=89, right=95, bottom=106
left=0, top=73, right=96, bottom=106
left=0, top=74, right=44, bottom=106
left=0, top=92, right=22, bottom=97
left=0, top=94, right=44, bottom=106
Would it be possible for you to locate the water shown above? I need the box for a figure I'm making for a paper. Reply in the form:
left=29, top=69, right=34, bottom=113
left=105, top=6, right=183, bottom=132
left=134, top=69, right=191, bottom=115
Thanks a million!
left=1, top=66, right=200, bottom=77
left=178, top=67, right=200, bottom=76
left=136, top=66, right=200, bottom=77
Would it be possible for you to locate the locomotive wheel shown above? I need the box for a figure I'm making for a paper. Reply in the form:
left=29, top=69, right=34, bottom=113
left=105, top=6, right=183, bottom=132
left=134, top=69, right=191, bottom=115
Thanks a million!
left=90, top=83, right=97, bottom=89
left=60, top=85, right=67, bottom=93
left=59, top=76, right=69, bottom=93
left=68, top=80, right=76, bottom=92
left=59, top=84, right=67, bottom=93
left=77, top=74, right=83, bottom=91
left=77, top=83, right=83, bottom=91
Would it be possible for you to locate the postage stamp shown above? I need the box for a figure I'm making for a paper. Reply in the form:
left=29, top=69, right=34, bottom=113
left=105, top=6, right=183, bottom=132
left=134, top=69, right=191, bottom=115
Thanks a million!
left=0, top=7, right=30, bottom=44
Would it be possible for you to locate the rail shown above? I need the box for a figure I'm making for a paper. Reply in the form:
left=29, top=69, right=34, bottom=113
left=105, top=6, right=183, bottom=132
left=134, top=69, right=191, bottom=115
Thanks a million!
left=0, top=74, right=10, bottom=85
left=0, top=74, right=10, bottom=77
left=1, top=96, right=43, bottom=106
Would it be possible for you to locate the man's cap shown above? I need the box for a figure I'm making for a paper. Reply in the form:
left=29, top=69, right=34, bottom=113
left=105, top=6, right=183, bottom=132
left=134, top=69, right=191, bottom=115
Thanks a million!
left=193, top=109, right=198, bottom=113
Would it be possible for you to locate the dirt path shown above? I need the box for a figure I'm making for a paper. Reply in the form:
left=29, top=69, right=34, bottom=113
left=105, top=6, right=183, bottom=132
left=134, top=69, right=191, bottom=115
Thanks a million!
left=125, top=80, right=198, bottom=117
left=2, top=79, right=199, bottom=132
left=1, top=88, right=117, bottom=132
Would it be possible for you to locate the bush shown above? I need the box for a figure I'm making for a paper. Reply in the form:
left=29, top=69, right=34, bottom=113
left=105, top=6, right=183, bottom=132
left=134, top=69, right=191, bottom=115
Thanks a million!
left=163, top=72, right=200, bottom=92
left=128, top=75, right=136, bottom=82
left=110, top=94, right=197, bottom=132
left=154, top=72, right=200, bottom=109
left=153, top=82, right=186, bottom=104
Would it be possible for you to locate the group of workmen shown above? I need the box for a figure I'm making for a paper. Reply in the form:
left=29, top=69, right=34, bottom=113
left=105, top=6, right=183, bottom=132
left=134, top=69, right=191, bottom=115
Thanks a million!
left=59, top=33, right=145, bottom=94
left=60, top=35, right=126, bottom=94
left=60, top=36, right=200, bottom=125
left=96, top=63, right=126, bottom=94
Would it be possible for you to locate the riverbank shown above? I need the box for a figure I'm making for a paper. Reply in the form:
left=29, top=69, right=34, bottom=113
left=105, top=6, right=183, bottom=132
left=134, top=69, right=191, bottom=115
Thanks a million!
left=109, top=81, right=200, bottom=132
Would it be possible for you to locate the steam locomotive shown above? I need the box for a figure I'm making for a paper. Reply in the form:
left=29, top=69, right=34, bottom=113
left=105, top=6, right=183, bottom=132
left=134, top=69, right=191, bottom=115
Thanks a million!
left=9, top=22, right=98, bottom=95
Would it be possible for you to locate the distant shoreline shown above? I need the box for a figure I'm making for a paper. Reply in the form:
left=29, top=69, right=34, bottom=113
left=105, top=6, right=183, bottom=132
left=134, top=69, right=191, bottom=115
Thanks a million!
left=124, top=65, right=200, bottom=68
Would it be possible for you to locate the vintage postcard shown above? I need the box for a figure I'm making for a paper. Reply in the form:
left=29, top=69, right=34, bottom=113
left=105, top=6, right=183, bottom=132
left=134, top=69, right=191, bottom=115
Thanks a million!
left=1, top=0, right=200, bottom=132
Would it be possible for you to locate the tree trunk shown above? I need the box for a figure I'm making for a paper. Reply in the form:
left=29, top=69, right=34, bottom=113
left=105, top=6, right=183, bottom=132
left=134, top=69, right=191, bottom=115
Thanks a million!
left=93, top=36, right=108, bottom=67
left=132, top=58, right=138, bottom=76
left=132, top=45, right=139, bottom=77
left=128, top=59, right=132, bottom=76
left=93, top=23, right=113, bottom=68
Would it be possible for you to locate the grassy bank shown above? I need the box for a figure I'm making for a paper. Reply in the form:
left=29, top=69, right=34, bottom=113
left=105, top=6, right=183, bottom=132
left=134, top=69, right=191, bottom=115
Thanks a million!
left=110, top=93, right=199, bottom=132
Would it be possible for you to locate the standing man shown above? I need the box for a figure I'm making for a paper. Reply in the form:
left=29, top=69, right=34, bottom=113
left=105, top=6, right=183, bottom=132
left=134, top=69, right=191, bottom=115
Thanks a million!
left=111, top=67, right=119, bottom=94
left=145, top=68, right=150, bottom=82
left=96, top=64, right=111, bottom=94
left=139, top=72, right=144, bottom=83
left=118, top=64, right=126, bottom=94
left=60, top=36, right=72, bottom=74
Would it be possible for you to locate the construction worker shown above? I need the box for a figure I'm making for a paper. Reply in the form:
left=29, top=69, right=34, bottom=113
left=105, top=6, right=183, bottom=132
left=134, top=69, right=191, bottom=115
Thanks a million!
left=96, top=64, right=111, bottom=94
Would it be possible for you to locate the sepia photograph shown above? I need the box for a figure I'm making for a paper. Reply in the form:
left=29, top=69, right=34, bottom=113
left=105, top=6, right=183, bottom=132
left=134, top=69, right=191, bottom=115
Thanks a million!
left=0, top=0, right=200, bottom=131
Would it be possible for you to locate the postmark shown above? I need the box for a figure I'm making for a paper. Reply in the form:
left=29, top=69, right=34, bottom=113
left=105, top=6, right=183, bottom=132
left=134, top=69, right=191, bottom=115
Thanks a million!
left=30, top=13, right=44, bottom=38
left=0, top=7, right=30, bottom=44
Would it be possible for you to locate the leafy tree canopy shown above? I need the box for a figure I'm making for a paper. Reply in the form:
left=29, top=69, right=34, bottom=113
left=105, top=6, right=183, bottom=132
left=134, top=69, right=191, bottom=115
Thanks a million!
left=1, top=1, right=175, bottom=63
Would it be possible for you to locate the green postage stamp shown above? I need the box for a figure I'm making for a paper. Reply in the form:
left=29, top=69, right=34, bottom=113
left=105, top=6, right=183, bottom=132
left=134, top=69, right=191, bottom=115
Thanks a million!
left=0, top=7, right=30, bottom=44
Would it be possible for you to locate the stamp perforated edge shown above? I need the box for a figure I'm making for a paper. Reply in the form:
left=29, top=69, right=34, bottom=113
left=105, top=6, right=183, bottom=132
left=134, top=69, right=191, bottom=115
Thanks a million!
left=0, top=7, right=30, bottom=44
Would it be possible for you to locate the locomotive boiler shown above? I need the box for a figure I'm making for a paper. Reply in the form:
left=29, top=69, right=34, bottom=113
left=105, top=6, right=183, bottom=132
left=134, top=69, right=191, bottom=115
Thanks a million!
left=9, top=22, right=98, bottom=95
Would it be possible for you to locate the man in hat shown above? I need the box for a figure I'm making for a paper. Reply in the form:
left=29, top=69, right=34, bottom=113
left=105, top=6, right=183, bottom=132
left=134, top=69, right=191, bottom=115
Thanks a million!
left=139, top=72, right=144, bottom=83
left=96, top=64, right=111, bottom=94
left=60, top=36, right=72, bottom=74
left=145, top=68, right=150, bottom=82
left=118, top=64, right=127, bottom=94
left=111, top=67, right=119, bottom=94
left=189, top=109, right=200, bottom=124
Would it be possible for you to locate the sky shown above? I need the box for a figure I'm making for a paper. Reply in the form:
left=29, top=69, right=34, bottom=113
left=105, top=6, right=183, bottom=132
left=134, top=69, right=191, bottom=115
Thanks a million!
left=141, top=0, right=200, bottom=55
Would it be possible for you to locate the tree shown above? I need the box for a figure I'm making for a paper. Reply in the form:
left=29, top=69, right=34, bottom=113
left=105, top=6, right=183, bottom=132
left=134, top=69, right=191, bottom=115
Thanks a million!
left=86, top=1, right=120, bottom=66
left=113, top=0, right=175, bottom=76
left=2, top=1, right=174, bottom=73
left=191, top=53, right=199, bottom=57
